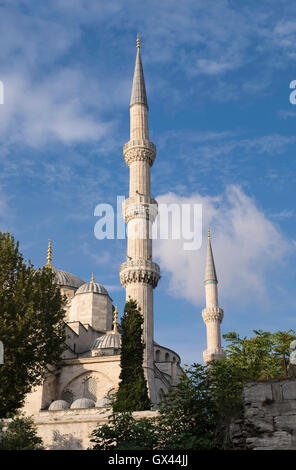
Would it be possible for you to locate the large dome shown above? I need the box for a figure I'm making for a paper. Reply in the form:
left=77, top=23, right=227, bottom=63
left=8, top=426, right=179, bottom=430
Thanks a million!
left=50, top=265, right=85, bottom=289
left=91, top=332, right=121, bottom=350
left=75, top=281, right=109, bottom=296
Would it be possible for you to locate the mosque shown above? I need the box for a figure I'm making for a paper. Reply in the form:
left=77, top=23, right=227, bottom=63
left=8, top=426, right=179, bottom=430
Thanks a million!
left=23, top=37, right=225, bottom=424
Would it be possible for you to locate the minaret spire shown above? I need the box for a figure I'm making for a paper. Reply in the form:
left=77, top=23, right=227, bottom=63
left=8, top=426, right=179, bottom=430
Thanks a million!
left=120, top=37, right=160, bottom=403
left=202, top=228, right=225, bottom=363
left=204, top=228, right=217, bottom=283
left=130, top=35, right=148, bottom=109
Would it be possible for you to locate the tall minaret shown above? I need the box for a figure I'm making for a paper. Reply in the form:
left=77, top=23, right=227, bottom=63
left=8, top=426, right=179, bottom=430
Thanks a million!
left=119, top=36, right=160, bottom=403
left=202, top=229, right=225, bottom=363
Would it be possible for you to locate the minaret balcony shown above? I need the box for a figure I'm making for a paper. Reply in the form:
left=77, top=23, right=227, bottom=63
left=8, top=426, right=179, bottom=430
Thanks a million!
left=123, top=139, right=156, bottom=167
left=119, top=259, right=160, bottom=288
left=122, top=197, right=158, bottom=223
left=202, top=307, right=224, bottom=323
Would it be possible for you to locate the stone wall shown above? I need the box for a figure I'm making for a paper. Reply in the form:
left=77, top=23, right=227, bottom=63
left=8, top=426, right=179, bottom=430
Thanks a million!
left=231, top=378, right=296, bottom=450
left=4, top=409, right=158, bottom=450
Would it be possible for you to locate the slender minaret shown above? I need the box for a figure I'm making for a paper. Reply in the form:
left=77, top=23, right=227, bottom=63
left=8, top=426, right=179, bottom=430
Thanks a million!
left=119, top=36, right=160, bottom=403
left=202, top=228, right=225, bottom=363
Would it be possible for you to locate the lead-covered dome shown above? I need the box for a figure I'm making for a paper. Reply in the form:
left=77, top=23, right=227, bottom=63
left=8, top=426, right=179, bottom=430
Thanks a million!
left=96, top=396, right=111, bottom=408
left=48, top=400, right=70, bottom=411
left=70, top=398, right=96, bottom=409
left=91, top=332, right=121, bottom=350
left=51, top=266, right=85, bottom=289
left=75, top=281, right=109, bottom=296
left=43, top=240, right=84, bottom=289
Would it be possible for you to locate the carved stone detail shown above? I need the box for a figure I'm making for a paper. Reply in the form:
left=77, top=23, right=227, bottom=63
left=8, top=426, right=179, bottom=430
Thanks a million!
left=119, top=260, right=160, bottom=288
left=123, top=197, right=158, bottom=223
left=202, top=307, right=224, bottom=323
left=123, top=140, right=156, bottom=167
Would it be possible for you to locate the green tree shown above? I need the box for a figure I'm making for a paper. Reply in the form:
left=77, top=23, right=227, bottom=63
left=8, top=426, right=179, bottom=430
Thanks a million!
left=208, top=328, right=296, bottom=448
left=0, top=414, right=44, bottom=450
left=156, top=363, right=218, bottom=450
left=0, top=232, right=66, bottom=417
left=113, top=299, right=151, bottom=412
left=90, top=411, right=158, bottom=450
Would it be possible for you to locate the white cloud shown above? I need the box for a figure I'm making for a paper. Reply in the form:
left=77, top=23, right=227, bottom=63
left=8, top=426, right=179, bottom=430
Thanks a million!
left=154, top=185, right=291, bottom=308
left=0, top=71, right=114, bottom=146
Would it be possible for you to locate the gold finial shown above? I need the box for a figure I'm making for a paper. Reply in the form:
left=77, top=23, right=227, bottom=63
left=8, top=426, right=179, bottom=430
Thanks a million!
left=113, top=306, right=119, bottom=334
left=46, top=239, right=52, bottom=266
left=137, top=33, right=140, bottom=49
left=208, top=227, right=211, bottom=239
left=91, top=272, right=95, bottom=284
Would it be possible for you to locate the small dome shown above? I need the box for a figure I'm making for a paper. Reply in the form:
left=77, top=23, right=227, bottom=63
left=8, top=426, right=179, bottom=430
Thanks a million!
left=91, top=332, right=121, bottom=350
left=96, top=396, right=111, bottom=408
left=75, top=281, right=109, bottom=296
left=70, top=398, right=96, bottom=409
left=48, top=400, right=70, bottom=411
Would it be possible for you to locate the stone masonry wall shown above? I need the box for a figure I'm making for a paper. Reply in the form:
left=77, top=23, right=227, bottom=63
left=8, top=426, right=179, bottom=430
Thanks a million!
left=231, top=378, right=296, bottom=450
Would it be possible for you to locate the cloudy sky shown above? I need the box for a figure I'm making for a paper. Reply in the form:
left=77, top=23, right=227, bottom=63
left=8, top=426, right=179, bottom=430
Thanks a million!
left=1, top=0, right=296, bottom=364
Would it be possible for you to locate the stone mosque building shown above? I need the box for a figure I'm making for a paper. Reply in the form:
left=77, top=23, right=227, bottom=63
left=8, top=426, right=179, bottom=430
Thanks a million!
left=21, top=37, right=225, bottom=447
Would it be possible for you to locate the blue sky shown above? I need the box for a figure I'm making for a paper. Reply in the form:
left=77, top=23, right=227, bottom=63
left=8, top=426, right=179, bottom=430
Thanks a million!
left=1, top=0, right=296, bottom=364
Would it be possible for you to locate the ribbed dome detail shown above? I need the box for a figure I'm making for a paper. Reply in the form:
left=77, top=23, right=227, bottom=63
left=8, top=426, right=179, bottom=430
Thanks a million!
left=75, top=281, right=109, bottom=296
left=96, top=396, right=111, bottom=408
left=91, top=333, right=121, bottom=350
left=48, top=265, right=85, bottom=289
left=48, top=400, right=70, bottom=411
left=70, top=398, right=95, bottom=409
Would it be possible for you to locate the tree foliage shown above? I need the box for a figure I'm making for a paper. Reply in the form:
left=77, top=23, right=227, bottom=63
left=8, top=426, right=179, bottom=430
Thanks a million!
left=90, top=411, right=158, bottom=450
left=113, top=299, right=151, bottom=412
left=0, top=414, right=44, bottom=450
left=91, top=328, right=296, bottom=450
left=0, top=232, right=66, bottom=417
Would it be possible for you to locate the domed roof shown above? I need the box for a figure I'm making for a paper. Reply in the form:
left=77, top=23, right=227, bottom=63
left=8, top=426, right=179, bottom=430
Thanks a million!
left=96, top=396, right=111, bottom=408
left=51, top=266, right=85, bottom=289
left=43, top=240, right=84, bottom=289
left=75, top=280, right=109, bottom=296
left=70, top=398, right=96, bottom=409
left=48, top=400, right=70, bottom=411
left=91, top=332, right=121, bottom=350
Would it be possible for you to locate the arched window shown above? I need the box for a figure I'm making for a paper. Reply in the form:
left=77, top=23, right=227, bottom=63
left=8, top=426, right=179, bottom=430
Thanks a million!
left=155, top=350, right=160, bottom=361
left=83, top=377, right=97, bottom=402
left=172, top=356, right=176, bottom=362
left=165, top=352, right=170, bottom=361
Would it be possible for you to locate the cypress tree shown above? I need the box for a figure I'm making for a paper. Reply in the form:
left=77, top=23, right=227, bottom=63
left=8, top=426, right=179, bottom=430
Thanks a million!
left=113, top=299, right=151, bottom=411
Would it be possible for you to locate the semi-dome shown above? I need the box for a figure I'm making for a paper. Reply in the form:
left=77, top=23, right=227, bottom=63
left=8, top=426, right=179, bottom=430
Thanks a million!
left=70, top=398, right=96, bottom=409
left=75, top=280, right=109, bottom=296
left=91, top=332, right=121, bottom=350
left=48, top=400, right=70, bottom=411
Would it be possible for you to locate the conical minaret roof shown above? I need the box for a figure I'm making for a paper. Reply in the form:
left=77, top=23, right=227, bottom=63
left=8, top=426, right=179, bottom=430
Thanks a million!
left=130, top=35, right=148, bottom=108
left=204, top=228, right=218, bottom=283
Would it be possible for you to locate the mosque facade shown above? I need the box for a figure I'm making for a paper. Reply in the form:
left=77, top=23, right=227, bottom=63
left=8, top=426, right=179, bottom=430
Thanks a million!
left=22, top=38, right=224, bottom=424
